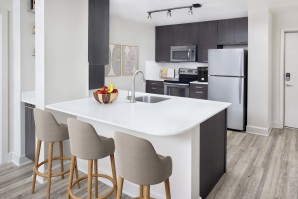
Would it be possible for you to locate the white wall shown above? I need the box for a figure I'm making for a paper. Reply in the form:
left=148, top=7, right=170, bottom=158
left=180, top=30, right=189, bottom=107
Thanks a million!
left=246, top=8, right=273, bottom=135
left=43, top=0, right=89, bottom=105
left=105, top=16, right=155, bottom=92
left=272, top=10, right=298, bottom=127
left=21, top=0, right=35, bottom=92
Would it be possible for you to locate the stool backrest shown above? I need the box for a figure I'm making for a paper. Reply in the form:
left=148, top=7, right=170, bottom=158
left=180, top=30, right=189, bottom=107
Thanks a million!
left=67, top=118, right=112, bottom=160
left=33, top=108, right=65, bottom=142
left=114, top=132, right=163, bottom=185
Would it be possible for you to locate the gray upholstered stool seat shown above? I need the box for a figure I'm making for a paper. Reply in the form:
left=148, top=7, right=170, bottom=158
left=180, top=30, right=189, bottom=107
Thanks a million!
left=67, top=118, right=117, bottom=199
left=115, top=132, right=172, bottom=199
left=32, top=109, right=79, bottom=199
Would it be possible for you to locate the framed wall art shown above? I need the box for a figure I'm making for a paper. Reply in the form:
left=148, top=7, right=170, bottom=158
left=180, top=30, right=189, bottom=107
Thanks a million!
left=121, top=45, right=139, bottom=76
left=105, top=44, right=121, bottom=77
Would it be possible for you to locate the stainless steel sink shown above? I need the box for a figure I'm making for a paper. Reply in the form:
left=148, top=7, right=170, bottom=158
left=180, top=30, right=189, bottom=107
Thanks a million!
left=135, top=96, right=170, bottom=103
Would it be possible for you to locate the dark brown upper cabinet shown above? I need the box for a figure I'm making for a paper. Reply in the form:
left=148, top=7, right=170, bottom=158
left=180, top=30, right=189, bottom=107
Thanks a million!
left=172, top=23, right=195, bottom=46
left=88, top=0, right=109, bottom=65
left=217, top=17, right=248, bottom=45
left=234, top=17, right=248, bottom=45
left=217, top=19, right=235, bottom=45
left=196, top=21, right=218, bottom=63
left=155, top=26, right=173, bottom=62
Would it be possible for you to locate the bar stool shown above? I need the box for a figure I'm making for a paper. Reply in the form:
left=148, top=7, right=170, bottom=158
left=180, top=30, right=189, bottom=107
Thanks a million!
left=32, top=109, right=80, bottom=199
left=114, top=132, right=172, bottom=199
left=67, top=118, right=117, bottom=199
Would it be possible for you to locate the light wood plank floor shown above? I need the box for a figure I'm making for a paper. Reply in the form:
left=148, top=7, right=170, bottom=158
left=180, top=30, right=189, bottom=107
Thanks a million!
left=207, top=128, right=298, bottom=199
left=0, top=128, right=297, bottom=199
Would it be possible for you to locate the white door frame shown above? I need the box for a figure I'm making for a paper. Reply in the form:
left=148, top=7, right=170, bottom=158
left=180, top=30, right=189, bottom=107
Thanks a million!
left=279, top=29, right=298, bottom=128
left=0, top=10, right=9, bottom=164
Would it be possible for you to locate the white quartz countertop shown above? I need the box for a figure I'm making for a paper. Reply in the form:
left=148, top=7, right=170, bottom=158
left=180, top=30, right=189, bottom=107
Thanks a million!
left=190, top=81, right=208, bottom=85
left=46, top=91, right=230, bottom=136
left=21, top=91, right=36, bottom=105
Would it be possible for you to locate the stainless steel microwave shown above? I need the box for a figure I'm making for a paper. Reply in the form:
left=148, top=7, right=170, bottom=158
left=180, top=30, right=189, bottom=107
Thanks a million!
left=170, top=45, right=197, bottom=62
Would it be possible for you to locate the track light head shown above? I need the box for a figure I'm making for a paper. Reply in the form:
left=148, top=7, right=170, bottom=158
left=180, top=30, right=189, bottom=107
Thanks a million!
left=167, top=10, right=172, bottom=17
left=147, top=12, right=152, bottom=20
left=188, top=7, right=193, bottom=15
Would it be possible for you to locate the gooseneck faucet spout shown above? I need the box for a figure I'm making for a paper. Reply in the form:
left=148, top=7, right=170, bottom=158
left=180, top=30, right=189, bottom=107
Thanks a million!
left=130, top=70, right=145, bottom=103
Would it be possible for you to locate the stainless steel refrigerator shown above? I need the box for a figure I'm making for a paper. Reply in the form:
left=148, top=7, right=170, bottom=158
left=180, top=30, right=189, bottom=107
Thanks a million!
left=208, top=49, right=247, bottom=131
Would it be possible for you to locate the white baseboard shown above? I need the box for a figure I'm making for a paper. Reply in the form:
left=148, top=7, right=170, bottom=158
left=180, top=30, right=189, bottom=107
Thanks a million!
left=76, top=158, right=164, bottom=199
left=9, top=152, right=32, bottom=166
left=246, top=125, right=272, bottom=136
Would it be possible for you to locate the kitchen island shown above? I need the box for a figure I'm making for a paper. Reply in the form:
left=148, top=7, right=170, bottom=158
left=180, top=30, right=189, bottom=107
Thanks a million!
left=46, top=91, right=230, bottom=199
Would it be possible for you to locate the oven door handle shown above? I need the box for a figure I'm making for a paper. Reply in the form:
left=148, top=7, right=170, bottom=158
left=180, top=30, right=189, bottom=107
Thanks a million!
left=164, top=82, right=190, bottom=87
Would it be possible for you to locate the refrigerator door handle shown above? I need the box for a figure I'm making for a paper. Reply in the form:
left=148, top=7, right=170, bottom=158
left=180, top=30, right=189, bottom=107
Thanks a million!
left=239, top=52, right=243, bottom=76
left=239, top=78, right=242, bottom=104
left=188, top=49, right=191, bottom=61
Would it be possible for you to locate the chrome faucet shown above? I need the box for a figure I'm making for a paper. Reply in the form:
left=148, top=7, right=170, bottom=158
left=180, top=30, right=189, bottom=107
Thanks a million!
left=130, top=70, right=145, bottom=103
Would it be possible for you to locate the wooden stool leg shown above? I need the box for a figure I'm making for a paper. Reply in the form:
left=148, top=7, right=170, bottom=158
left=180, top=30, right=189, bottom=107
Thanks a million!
left=164, top=179, right=171, bottom=199
left=46, top=142, right=54, bottom=199
left=67, top=156, right=75, bottom=199
left=94, top=160, right=99, bottom=198
left=32, top=139, right=42, bottom=194
left=74, top=157, right=80, bottom=188
left=87, top=160, right=93, bottom=199
left=143, top=185, right=150, bottom=199
left=116, top=176, right=124, bottom=199
left=59, top=141, right=64, bottom=179
left=110, top=154, right=117, bottom=191
left=139, top=185, right=144, bottom=197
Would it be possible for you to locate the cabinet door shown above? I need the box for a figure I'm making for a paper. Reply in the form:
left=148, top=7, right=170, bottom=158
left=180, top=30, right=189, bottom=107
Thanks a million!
left=25, top=104, right=35, bottom=162
left=190, top=84, right=208, bottom=99
left=88, top=0, right=109, bottom=65
left=146, top=85, right=164, bottom=95
left=156, top=26, right=173, bottom=62
left=198, top=21, right=218, bottom=63
left=172, top=23, right=194, bottom=46
left=217, top=19, right=235, bottom=45
left=234, top=18, right=248, bottom=45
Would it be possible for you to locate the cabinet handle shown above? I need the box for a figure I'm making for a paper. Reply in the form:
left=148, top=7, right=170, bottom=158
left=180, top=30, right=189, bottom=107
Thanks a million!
left=239, top=41, right=247, bottom=44
left=150, top=83, right=157, bottom=85
left=196, top=86, right=203, bottom=89
left=195, top=91, right=203, bottom=94
left=151, top=88, right=157, bottom=90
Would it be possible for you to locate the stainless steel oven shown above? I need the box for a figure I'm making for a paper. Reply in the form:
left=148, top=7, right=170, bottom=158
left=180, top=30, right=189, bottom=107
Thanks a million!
left=163, top=68, right=198, bottom=97
left=170, top=45, right=197, bottom=62
left=164, top=82, right=190, bottom=97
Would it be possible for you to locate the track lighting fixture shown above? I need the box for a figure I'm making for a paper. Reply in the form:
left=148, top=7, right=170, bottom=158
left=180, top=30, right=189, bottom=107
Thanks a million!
left=147, top=3, right=202, bottom=19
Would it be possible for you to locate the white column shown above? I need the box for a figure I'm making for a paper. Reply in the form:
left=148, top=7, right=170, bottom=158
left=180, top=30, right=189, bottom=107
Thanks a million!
left=247, top=8, right=273, bottom=136
left=0, top=10, right=8, bottom=164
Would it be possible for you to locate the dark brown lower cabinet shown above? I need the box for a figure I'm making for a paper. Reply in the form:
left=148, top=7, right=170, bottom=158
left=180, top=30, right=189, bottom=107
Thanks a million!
left=25, top=103, right=35, bottom=162
left=190, top=83, right=208, bottom=99
left=146, top=80, right=164, bottom=95
left=200, top=109, right=227, bottom=198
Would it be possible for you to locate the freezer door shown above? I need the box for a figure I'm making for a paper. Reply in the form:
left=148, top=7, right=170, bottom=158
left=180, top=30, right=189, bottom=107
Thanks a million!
left=208, top=49, right=245, bottom=77
left=208, top=76, right=245, bottom=130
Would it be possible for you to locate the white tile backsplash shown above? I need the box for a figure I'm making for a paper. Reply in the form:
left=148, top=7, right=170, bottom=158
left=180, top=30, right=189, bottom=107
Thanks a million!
left=145, top=61, right=207, bottom=81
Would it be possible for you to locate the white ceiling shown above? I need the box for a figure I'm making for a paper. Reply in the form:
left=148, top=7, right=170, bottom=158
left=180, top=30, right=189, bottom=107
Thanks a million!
left=110, top=0, right=248, bottom=26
